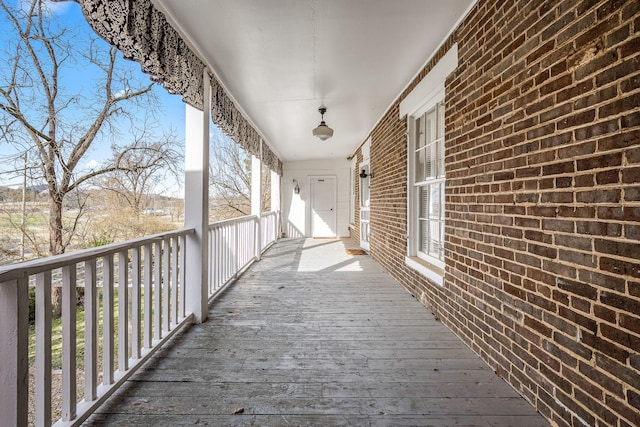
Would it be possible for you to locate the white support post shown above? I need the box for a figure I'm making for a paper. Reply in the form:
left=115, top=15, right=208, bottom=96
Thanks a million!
left=184, top=70, right=210, bottom=323
left=251, top=148, right=262, bottom=259
left=271, top=170, right=281, bottom=237
left=0, top=277, right=29, bottom=427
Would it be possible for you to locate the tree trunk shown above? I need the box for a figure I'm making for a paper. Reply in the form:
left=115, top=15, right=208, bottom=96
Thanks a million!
left=50, top=194, right=64, bottom=317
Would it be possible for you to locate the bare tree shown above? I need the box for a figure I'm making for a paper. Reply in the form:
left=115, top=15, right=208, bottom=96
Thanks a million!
left=98, top=128, right=182, bottom=217
left=0, top=0, right=180, bottom=315
left=209, top=130, right=270, bottom=221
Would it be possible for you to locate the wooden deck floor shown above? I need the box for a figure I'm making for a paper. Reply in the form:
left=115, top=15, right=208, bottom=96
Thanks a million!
left=86, top=238, right=549, bottom=426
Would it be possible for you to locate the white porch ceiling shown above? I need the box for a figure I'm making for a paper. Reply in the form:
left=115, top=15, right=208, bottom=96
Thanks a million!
left=155, top=0, right=475, bottom=162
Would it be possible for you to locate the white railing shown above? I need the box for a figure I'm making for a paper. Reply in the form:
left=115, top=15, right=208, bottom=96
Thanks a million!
left=260, top=210, right=279, bottom=250
left=0, top=228, right=194, bottom=427
left=207, top=211, right=279, bottom=298
left=0, top=210, right=281, bottom=426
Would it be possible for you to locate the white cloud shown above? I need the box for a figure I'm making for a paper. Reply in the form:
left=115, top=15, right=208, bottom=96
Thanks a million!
left=20, top=0, right=73, bottom=16
left=84, top=159, right=101, bottom=170
left=113, top=88, right=131, bottom=98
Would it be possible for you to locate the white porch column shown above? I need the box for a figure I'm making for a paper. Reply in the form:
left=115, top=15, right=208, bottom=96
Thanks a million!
left=251, top=142, right=262, bottom=258
left=270, top=170, right=281, bottom=213
left=271, top=170, right=281, bottom=237
left=184, top=71, right=210, bottom=323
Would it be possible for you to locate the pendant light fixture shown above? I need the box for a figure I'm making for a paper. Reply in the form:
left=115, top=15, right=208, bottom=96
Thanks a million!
left=312, top=107, right=334, bottom=141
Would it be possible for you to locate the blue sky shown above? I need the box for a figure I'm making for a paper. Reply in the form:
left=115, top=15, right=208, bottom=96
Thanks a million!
left=0, top=0, right=190, bottom=196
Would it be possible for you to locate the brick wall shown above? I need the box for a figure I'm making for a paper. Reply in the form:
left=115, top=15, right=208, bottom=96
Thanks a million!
left=359, top=1, right=640, bottom=426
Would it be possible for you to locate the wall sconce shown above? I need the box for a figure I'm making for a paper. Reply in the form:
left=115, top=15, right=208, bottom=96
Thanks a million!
left=359, top=169, right=373, bottom=179
left=293, top=179, right=300, bottom=194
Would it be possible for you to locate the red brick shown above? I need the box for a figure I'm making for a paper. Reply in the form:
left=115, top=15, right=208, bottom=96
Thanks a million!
left=600, top=92, right=640, bottom=118
left=600, top=257, right=640, bottom=278
left=596, top=169, right=619, bottom=185
left=577, top=152, right=622, bottom=171
left=557, top=278, right=598, bottom=299
left=557, top=109, right=596, bottom=130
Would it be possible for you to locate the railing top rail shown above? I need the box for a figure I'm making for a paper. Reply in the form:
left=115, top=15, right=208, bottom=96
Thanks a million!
left=208, top=210, right=279, bottom=231
left=208, top=214, right=258, bottom=230
left=0, top=227, right=195, bottom=282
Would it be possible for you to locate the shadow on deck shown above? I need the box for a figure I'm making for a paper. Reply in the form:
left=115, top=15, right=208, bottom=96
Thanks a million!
left=86, top=238, right=549, bottom=426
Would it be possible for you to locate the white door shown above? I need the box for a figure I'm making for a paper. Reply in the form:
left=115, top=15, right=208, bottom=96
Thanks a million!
left=359, top=162, right=371, bottom=251
left=310, top=176, right=336, bottom=238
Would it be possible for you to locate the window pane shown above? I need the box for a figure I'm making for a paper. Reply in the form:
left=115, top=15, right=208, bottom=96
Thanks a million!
left=429, top=221, right=441, bottom=259
left=361, top=221, right=370, bottom=243
left=425, top=142, right=436, bottom=179
left=426, top=107, right=437, bottom=143
left=420, top=185, right=429, bottom=219
left=419, top=219, right=428, bottom=253
left=415, top=147, right=425, bottom=182
left=416, top=116, right=426, bottom=149
left=437, top=137, right=445, bottom=178
left=429, top=184, right=441, bottom=219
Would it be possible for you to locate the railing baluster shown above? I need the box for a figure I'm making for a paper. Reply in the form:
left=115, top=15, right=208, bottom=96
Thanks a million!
left=143, top=244, right=152, bottom=349
left=223, top=226, right=228, bottom=284
left=154, top=240, right=162, bottom=341
left=215, top=228, right=220, bottom=289
left=131, top=246, right=141, bottom=359
left=83, top=260, right=98, bottom=403
left=220, top=226, right=225, bottom=285
left=118, top=250, right=129, bottom=371
left=163, top=239, right=170, bottom=332
left=61, top=265, right=77, bottom=421
left=234, top=221, right=239, bottom=278
left=172, top=237, right=179, bottom=325
left=0, top=276, right=29, bottom=427
left=210, top=229, right=215, bottom=291
left=179, top=235, right=186, bottom=319
left=35, top=271, right=52, bottom=427
left=102, top=255, right=114, bottom=385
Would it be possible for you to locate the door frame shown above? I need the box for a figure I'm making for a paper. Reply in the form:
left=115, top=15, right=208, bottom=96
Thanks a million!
left=309, top=175, right=337, bottom=238
left=358, top=160, right=370, bottom=251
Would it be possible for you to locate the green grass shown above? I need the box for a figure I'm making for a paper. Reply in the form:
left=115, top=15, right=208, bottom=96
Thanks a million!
left=0, top=213, right=48, bottom=227
left=28, top=289, right=122, bottom=372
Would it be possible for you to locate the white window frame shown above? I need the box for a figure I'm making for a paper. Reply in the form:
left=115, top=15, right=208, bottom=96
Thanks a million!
left=401, top=44, right=458, bottom=286
left=407, top=95, right=446, bottom=267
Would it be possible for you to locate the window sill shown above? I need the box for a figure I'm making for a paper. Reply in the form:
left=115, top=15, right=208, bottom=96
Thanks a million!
left=405, top=256, right=444, bottom=286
